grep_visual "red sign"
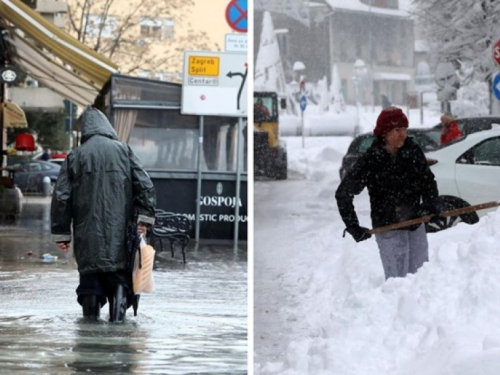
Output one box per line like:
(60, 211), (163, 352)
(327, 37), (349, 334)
(225, 0), (247, 33)
(493, 39), (500, 67)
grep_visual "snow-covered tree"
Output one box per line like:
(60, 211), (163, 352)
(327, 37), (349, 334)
(329, 64), (345, 113)
(412, 0), (500, 83)
(316, 76), (329, 114)
(254, 11), (288, 94)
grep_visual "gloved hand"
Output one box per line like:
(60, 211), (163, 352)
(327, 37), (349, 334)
(420, 199), (443, 223)
(343, 225), (372, 242)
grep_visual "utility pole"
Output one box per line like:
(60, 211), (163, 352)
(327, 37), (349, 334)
(369, 0), (375, 111)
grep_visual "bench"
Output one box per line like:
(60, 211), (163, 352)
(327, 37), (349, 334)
(150, 210), (191, 263)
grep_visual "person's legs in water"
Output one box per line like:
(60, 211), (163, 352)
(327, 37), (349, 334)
(100, 271), (131, 323)
(407, 224), (429, 274)
(76, 273), (107, 320)
(81, 295), (101, 319)
(109, 284), (128, 323)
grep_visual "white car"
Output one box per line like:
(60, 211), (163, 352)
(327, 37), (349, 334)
(47, 158), (66, 166)
(425, 127), (500, 231)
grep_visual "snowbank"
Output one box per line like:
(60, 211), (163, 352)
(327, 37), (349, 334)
(256, 127), (500, 375)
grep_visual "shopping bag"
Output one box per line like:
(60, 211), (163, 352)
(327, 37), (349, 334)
(132, 236), (156, 294)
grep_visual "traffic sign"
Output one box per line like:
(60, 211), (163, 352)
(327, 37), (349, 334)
(182, 51), (247, 117)
(225, 0), (247, 33)
(493, 39), (500, 67)
(225, 33), (247, 52)
(492, 71), (500, 101)
(300, 95), (307, 112)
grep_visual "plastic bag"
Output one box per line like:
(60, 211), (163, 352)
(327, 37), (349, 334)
(132, 236), (156, 294)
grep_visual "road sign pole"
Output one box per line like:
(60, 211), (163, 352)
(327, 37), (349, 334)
(299, 93), (307, 147)
(301, 110), (305, 148)
(195, 115), (204, 244)
(233, 116), (243, 253)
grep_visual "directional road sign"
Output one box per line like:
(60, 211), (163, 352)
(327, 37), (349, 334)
(182, 51), (247, 117)
(300, 95), (307, 112)
(225, 0), (247, 33)
(492, 71), (500, 101)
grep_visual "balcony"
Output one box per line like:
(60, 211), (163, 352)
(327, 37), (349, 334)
(22, 0), (68, 13)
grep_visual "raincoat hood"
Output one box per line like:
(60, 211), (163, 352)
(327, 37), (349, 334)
(81, 106), (118, 143)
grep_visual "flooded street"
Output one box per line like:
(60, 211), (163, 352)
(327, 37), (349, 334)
(0, 197), (247, 374)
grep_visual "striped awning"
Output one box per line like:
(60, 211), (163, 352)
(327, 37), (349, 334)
(3, 101), (27, 128)
(0, 0), (118, 89)
(7, 32), (98, 107)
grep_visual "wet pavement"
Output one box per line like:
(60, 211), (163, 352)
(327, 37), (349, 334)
(0, 196), (247, 374)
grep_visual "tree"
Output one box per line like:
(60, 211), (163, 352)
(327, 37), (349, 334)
(412, 0), (500, 83)
(66, 0), (221, 76)
(8, 111), (69, 151)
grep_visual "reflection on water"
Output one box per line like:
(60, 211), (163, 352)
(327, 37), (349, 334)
(0, 198), (247, 374)
(0, 259), (247, 374)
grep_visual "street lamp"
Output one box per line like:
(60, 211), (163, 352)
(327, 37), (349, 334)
(352, 59), (367, 136)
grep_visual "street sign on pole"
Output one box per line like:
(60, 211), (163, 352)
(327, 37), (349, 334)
(225, 0), (247, 33)
(225, 33), (247, 53)
(492, 72), (500, 101)
(182, 51), (247, 117)
(493, 39), (500, 67)
(299, 95), (307, 112)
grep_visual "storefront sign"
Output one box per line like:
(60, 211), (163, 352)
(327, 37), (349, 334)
(152, 178), (248, 240)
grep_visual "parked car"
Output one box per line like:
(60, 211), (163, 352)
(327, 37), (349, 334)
(431, 116), (500, 137)
(339, 128), (440, 180)
(47, 158), (66, 166)
(8, 160), (60, 194)
(424, 127), (500, 232)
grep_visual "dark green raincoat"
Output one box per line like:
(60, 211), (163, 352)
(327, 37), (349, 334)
(51, 107), (156, 275)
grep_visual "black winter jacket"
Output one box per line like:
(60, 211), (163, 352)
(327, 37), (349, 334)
(335, 137), (438, 230)
(51, 107), (156, 274)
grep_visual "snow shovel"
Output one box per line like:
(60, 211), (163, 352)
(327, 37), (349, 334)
(368, 200), (500, 235)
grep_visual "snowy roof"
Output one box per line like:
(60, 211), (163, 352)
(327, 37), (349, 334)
(325, 0), (412, 18)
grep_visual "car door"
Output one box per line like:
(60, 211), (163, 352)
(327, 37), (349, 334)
(11, 162), (29, 191)
(26, 162), (44, 192)
(455, 137), (500, 205)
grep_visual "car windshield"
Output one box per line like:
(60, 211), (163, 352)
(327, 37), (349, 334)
(349, 131), (439, 155)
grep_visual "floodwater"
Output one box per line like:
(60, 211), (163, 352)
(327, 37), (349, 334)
(0, 197), (247, 374)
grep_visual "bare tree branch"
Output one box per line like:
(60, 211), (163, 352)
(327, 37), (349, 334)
(66, 0), (211, 78)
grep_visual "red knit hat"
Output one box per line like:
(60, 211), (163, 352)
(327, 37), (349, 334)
(374, 106), (408, 137)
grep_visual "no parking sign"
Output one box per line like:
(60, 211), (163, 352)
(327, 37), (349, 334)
(225, 0), (247, 33)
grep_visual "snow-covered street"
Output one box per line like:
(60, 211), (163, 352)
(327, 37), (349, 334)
(254, 129), (500, 374)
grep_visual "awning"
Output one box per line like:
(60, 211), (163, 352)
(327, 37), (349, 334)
(0, 0), (119, 88)
(3, 101), (27, 128)
(8, 33), (98, 107)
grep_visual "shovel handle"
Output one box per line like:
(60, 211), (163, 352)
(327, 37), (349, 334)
(368, 201), (500, 235)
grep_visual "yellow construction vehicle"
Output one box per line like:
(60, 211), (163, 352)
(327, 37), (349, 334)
(254, 91), (287, 180)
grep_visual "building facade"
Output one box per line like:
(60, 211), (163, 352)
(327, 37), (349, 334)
(64, 0), (234, 83)
(255, 0), (416, 106)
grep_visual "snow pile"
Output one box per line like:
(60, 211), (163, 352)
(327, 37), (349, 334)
(257, 133), (500, 375)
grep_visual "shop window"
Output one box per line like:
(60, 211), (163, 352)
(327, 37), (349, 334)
(127, 110), (247, 173)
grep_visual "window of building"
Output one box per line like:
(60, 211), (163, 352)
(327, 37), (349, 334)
(156, 72), (174, 81)
(275, 29), (289, 57)
(137, 70), (153, 79)
(86, 14), (118, 39)
(128, 111), (247, 173)
(360, 0), (398, 9)
(140, 18), (175, 40)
